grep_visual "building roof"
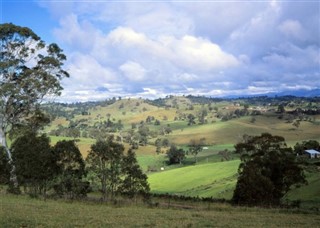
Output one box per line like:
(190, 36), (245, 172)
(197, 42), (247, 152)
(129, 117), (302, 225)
(305, 149), (320, 155)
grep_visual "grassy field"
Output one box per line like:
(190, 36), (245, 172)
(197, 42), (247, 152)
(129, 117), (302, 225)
(286, 171), (320, 208)
(148, 160), (240, 198)
(148, 159), (320, 207)
(1, 193), (320, 227)
(168, 115), (320, 146)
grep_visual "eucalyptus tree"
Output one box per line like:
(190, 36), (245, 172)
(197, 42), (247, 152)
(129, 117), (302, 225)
(0, 23), (69, 189)
(53, 140), (89, 199)
(86, 136), (125, 200)
(120, 148), (150, 199)
(232, 133), (306, 206)
(11, 133), (58, 196)
(188, 138), (205, 163)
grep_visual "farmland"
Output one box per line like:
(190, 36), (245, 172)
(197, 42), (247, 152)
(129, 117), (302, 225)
(1, 95), (320, 227)
(40, 95), (320, 205)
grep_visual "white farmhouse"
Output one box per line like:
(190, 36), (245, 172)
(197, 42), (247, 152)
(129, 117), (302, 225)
(305, 149), (320, 159)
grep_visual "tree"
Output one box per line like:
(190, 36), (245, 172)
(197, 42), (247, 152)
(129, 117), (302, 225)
(155, 138), (162, 154)
(86, 136), (124, 200)
(294, 140), (320, 156)
(187, 114), (196, 126)
(166, 145), (186, 164)
(0, 23), (69, 189)
(277, 104), (286, 113)
(232, 133), (306, 206)
(9, 108), (50, 138)
(11, 133), (58, 196)
(53, 140), (90, 199)
(198, 108), (208, 124)
(120, 148), (150, 199)
(162, 138), (170, 147)
(0, 146), (10, 184)
(188, 139), (205, 163)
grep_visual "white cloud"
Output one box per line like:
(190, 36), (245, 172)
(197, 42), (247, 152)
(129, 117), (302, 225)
(123, 3), (194, 38)
(54, 14), (100, 51)
(107, 27), (239, 72)
(227, 1), (282, 57)
(172, 35), (239, 71)
(278, 20), (306, 40)
(119, 61), (147, 81)
(262, 43), (319, 71)
(175, 73), (198, 82)
(36, 1), (320, 101)
(67, 53), (117, 85)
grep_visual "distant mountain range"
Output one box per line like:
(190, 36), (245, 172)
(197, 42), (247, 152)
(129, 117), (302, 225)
(224, 89), (320, 99)
(273, 89), (320, 97)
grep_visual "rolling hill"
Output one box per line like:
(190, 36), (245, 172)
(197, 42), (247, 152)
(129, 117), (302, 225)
(41, 95), (320, 204)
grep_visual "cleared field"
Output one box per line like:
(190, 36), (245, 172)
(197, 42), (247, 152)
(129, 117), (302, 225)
(169, 115), (320, 145)
(43, 99), (320, 207)
(148, 160), (240, 198)
(1, 193), (319, 227)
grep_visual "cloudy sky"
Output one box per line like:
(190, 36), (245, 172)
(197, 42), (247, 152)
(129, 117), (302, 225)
(2, 0), (320, 102)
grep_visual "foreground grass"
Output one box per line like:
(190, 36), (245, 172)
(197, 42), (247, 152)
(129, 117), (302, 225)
(1, 193), (320, 227)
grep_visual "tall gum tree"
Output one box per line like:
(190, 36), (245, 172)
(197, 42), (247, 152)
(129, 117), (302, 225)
(0, 23), (69, 189)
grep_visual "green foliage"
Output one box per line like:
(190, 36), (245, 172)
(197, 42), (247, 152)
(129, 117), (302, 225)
(187, 114), (196, 125)
(11, 133), (58, 196)
(0, 23), (69, 127)
(0, 146), (10, 184)
(232, 133), (307, 206)
(53, 140), (90, 199)
(166, 145), (186, 164)
(294, 140), (320, 155)
(120, 149), (150, 198)
(0, 23), (69, 189)
(9, 108), (51, 139)
(86, 136), (124, 200)
(188, 138), (205, 163)
(198, 107), (208, 124)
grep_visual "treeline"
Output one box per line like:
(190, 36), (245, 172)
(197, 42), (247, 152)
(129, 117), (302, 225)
(137, 95), (320, 108)
(41, 97), (119, 120)
(0, 133), (150, 201)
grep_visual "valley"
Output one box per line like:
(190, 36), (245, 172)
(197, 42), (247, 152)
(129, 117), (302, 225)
(42, 95), (320, 205)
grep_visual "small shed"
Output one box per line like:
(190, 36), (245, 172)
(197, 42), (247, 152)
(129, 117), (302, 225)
(305, 149), (320, 158)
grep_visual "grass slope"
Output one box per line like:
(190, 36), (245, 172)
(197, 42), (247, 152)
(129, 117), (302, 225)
(148, 160), (240, 198)
(43, 99), (320, 206)
(286, 171), (320, 207)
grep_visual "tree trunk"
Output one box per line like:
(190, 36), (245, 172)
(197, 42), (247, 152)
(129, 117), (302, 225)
(0, 127), (19, 190)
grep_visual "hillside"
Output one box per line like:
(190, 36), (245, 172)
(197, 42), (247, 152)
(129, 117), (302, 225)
(41, 95), (320, 204)
(148, 160), (240, 198)
(43, 95), (320, 154)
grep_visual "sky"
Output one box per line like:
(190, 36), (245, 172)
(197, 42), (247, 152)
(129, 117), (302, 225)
(1, 0), (320, 102)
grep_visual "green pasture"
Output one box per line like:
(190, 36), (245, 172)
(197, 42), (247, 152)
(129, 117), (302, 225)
(168, 115), (320, 146)
(286, 171), (320, 207)
(41, 99), (320, 207)
(148, 160), (240, 198)
(137, 154), (167, 171)
(136, 143), (236, 172)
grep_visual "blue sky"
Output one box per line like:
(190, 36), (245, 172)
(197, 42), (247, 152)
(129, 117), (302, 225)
(1, 0), (320, 102)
